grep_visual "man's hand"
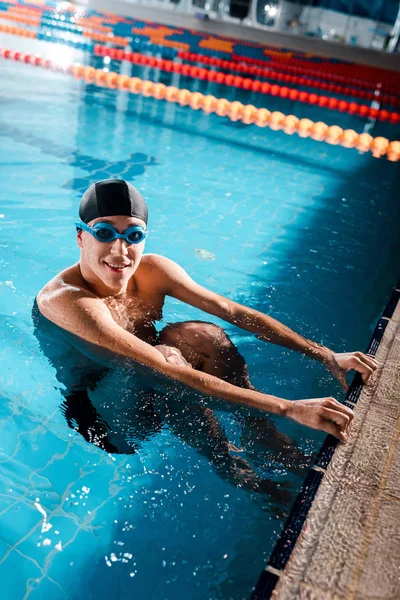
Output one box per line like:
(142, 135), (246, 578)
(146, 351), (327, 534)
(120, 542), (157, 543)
(286, 397), (354, 442)
(321, 350), (378, 391)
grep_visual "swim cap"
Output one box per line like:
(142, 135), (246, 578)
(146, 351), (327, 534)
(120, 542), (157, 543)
(79, 179), (148, 225)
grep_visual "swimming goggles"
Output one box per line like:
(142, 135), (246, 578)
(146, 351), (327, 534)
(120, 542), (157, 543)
(75, 219), (147, 245)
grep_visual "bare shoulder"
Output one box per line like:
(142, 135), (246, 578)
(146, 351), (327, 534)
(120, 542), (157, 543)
(140, 253), (181, 273)
(37, 264), (101, 325)
(138, 254), (187, 288)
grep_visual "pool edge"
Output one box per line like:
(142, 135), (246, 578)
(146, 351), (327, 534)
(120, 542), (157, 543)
(252, 280), (400, 599)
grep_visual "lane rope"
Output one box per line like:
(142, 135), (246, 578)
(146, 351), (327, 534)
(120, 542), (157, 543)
(3, 2), (400, 89)
(177, 51), (400, 105)
(1, 46), (399, 161)
(94, 45), (400, 123)
(230, 54), (400, 89)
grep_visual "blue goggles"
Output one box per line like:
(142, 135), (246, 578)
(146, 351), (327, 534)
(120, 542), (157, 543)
(75, 219), (147, 245)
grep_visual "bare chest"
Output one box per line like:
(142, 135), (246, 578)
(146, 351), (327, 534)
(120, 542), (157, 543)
(103, 293), (164, 342)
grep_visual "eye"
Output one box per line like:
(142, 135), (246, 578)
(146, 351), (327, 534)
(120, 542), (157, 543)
(95, 227), (114, 241)
(127, 230), (145, 243)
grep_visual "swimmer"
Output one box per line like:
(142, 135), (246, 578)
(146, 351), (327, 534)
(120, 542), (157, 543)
(36, 179), (377, 445)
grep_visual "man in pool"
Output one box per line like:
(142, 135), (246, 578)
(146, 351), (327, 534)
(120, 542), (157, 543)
(36, 179), (377, 448)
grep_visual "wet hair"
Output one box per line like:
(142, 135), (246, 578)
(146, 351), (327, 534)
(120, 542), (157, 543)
(79, 179), (148, 225)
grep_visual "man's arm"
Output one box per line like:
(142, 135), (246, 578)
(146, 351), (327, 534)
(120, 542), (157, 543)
(38, 286), (353, 441)
(147, 255), (378, 389)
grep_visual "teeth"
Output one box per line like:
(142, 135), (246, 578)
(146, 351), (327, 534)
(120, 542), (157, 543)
(106, 263), (128, 269)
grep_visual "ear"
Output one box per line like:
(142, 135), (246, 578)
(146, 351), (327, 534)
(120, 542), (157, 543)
(77, 230), (83, 248)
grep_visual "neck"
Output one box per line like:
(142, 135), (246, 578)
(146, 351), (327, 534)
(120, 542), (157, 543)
(78, 262), (129, 298)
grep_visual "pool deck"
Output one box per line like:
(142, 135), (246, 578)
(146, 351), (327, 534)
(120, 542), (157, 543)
(266, 293), (400, 599)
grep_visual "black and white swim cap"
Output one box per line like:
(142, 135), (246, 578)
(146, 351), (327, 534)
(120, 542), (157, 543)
(79, 179), (148, 225)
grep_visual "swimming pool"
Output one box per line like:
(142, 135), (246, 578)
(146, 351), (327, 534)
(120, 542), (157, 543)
(1, 11), (400, 600)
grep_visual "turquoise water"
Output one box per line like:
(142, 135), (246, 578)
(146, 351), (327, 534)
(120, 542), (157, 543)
(1, 37), (400, 600)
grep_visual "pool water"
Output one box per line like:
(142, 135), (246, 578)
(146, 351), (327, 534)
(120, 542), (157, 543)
(1, 33), (400, 600)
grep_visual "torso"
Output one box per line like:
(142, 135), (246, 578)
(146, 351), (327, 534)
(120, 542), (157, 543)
(33, 255), (168, 453)
(37, 254), (166, 345)
(102, 291), (162, 344)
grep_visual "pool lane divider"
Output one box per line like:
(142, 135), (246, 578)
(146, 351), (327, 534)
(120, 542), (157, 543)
(0, 16), (178, 57)
(2, 9), (399, 100)
(215, 54), (400, 94)
(0, 20), (130, 46)
(5, 0), (400, 85)
(179, 52), (400, 106)
(1, 46), (400, 162)
(94, 45), (400, 123)
(0, 9), (113, 34)
(251, 281), (399, 599)
(3, 2), (400, 89)
(230, 53), (400, 89)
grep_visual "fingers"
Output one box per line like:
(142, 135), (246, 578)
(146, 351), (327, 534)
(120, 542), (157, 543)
(289, 397), (354, 442)
(319, 399), (354, 442)
(333, 428), (349, 443)
(320, 406), (351, 431)
(349, 356), (375, 384)
(357, 352), (378, 370)
(349, 352), (379, 384)
(324, 397), (354, 420)
(320, 412), (349, 442)
(333, 351), (379, 387)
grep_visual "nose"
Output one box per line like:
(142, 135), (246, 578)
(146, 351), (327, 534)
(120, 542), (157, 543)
(109, 237), (129, 255)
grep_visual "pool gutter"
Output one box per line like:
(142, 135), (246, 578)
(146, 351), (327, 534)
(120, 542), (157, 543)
(253, 281), (400, 599)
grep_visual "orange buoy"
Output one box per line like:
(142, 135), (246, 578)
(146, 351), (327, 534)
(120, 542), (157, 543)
(355, 132), (373, 152)
(72, 64), (85, 79)
(215, 98), (230, 117)
(105, 72), (119, 89)
(340, 129), (358, 148)
(269, 111), (285, 131)
(202, 95), (218, 115)
(325, 125), (343, 145)
(370, 136), (389, 158)
(189, 92), (204, 110)
(310, 121), (328, 141)
(282, 114), (299, 134)
(153, 83), (167, 100)
(141, 80), (155, 97)
(165, 86), (180, 103)
(177, 89), (192, 106)
(241, 104), (258, 124)
(297, 118), (313, 137)
(129, 77), (143, 94)
(116, 74), (131, 90)
(94, 69), (108, 86)
(83, 66), (96, 84)
(387, 140), (400, 162)
(229, 101), (245, 122)
(254, 108), (271, 128)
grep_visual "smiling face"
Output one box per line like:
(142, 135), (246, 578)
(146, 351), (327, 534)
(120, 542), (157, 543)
(77, 215), (147, 296)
